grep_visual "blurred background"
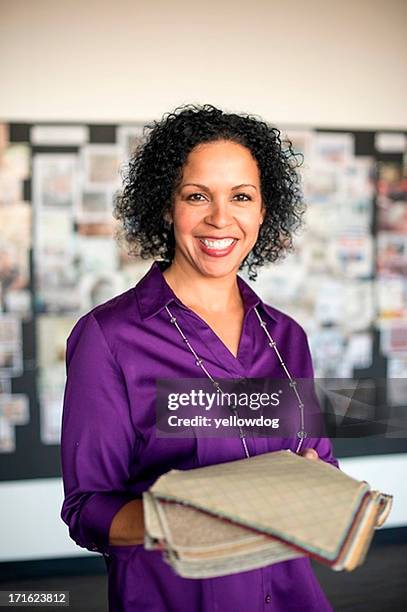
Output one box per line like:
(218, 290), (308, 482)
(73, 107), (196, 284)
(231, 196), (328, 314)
(0, 0), (406, 610)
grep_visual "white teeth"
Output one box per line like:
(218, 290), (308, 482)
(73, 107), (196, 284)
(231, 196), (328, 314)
(200, 238), (235, 249)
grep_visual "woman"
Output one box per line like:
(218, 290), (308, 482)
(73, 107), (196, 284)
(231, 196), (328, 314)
(60, 104), (339, 611)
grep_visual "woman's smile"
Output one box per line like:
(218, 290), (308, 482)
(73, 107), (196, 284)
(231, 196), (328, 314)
(196, 236), (239, 257)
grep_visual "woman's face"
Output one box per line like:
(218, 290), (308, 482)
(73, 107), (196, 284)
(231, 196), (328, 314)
(167, 140), (265, 278)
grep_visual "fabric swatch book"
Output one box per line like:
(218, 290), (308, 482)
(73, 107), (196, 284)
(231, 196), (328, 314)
(143, 449), (393, 579)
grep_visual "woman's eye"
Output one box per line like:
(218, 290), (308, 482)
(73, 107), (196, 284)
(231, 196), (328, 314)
(187, 193), (206, 202)
(234, 193), (252, 201)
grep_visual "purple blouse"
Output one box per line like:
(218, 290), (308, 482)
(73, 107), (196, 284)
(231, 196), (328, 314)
(60, 260), (339, 612)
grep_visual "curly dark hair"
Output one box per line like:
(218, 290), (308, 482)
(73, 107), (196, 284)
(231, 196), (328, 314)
(113, 103), (306, 281)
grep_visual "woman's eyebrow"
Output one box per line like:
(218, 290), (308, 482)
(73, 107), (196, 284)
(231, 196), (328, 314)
(181, 183), (257, 191)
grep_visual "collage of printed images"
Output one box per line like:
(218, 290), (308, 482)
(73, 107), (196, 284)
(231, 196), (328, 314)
(0, 122), (406, 455)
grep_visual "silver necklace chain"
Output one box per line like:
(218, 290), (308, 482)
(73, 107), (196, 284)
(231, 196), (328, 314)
(165, 304), (307, 457)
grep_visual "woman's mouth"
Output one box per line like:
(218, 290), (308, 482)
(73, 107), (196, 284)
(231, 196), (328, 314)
(196, 237), (238, 257)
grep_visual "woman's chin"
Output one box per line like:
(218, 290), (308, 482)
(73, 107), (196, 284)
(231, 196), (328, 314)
(194, 257), (242, 278)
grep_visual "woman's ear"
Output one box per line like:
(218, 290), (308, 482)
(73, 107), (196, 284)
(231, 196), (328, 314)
(163, 210), (173, 225)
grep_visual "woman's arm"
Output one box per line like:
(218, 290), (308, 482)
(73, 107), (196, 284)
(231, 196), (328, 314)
(298, 325), (341, 470)
(60, 312), (142, 555)
(109, 499), (145, 546)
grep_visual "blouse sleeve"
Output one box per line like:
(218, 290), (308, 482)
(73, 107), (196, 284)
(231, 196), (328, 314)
(60, 312), (139, 555)
(299, 327), (340, 471)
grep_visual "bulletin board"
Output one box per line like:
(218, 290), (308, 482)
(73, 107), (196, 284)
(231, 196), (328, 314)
(0, 121), (406, 482)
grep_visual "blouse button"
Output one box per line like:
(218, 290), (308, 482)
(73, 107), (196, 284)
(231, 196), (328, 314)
(265, 594), (272, 604)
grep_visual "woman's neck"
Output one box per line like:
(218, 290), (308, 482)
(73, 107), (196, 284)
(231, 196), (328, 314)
(162, 259), (243, 315)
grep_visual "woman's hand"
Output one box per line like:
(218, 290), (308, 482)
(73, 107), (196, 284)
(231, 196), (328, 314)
(299, 448), (319, 461)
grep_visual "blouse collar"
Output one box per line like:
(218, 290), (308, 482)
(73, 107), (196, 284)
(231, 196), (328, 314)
(136, 260), (280, 323)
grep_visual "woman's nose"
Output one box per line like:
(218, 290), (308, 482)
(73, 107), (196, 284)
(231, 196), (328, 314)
(205, 200), (233, 227)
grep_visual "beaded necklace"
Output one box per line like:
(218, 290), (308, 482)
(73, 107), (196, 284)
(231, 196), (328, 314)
(165, 304), (307, 457)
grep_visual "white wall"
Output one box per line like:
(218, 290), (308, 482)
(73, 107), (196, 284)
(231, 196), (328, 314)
(0, 0), (406, 128)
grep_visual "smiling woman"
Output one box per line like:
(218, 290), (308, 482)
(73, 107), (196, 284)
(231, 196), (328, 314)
(60, 103), (339, 612)
(165, 140), (265, 274)
(113, 103), (306, 281)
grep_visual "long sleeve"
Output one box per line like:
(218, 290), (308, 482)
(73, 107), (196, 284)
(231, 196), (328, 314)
(298, 327), (340, 471)
(60, 312), (140, 555)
